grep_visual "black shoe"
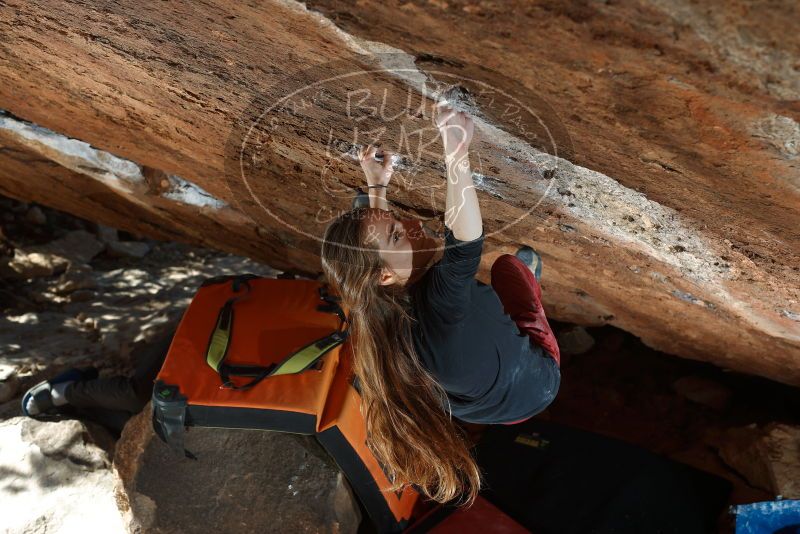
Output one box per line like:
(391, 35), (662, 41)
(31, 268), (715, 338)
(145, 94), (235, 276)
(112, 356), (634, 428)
(515, 245), (542, 283)
(21, 366), (98, 420)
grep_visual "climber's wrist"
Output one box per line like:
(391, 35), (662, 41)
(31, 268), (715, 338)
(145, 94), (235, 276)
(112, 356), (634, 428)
(367, 184), (388, 209)
(444, 146), (469, 167)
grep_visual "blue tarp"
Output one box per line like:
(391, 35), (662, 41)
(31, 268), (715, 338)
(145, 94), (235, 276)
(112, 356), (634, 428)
(733, 500), (800, 533)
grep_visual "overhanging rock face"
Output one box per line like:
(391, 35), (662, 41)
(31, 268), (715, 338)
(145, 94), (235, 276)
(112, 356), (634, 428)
(1, 1), (798, 384)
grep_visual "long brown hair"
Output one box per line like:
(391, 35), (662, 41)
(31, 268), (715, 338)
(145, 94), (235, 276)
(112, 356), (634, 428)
(320, 207), (482, 506)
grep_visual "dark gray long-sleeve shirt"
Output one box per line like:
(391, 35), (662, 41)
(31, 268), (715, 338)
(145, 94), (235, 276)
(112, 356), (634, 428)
(408, 225), (560, 424)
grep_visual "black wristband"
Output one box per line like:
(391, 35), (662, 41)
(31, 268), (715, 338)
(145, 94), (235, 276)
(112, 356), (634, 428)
(367, 184), (387, 189)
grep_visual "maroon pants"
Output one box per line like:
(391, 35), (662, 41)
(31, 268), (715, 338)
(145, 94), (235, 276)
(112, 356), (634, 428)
(490, 253), (561, 425)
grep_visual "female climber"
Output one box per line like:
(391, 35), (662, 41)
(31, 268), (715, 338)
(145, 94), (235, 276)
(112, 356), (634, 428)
(320, 104), (561, 507)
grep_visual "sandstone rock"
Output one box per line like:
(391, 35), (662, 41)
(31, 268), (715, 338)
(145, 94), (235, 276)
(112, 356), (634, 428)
(0, 0), (798, 386)
(671, 375), (732, 411)
(114, 404), (362, 533)
(0, 364), (15, 382)
(24, 204), (47, 225)
(717, 423), (800, 499)
(106, 240), (152, 259)
(8, 231), (105, 279)
(39, 229), (105, 265)
(556, 326), (596, 356)
(55, 263), (97, 294)
(96, 223), (119, 244)
(761, 424), (800, 499)
(0, 417), (127, 533)
(0, 364), (18, 403)
(7, 249), (68, 278)
(715, 426), (770, 493)
(0, 379), (17, 403)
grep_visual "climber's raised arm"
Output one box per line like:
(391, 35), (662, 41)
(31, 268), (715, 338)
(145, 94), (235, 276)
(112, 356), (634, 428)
(435, 104), (482, 242)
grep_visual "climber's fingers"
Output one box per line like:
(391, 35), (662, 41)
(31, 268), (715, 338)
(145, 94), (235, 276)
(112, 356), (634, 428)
(435, 105), (458, 130)
(359, 144), (377, 161)
(381, 150), (395, 170)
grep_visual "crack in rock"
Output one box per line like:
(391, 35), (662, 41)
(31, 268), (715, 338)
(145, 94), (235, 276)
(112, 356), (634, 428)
(0, 110), (227, 210)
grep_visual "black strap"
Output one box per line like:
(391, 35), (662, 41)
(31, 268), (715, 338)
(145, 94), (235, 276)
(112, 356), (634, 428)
(206, 277), (350, 391)
(152, 382), (197, 460)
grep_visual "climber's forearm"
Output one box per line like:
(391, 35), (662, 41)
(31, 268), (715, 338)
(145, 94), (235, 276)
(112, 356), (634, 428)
(445, 149), (482, 241)
(369, 187), (389, 211)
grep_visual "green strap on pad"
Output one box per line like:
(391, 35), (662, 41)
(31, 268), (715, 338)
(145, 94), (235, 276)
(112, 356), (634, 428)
(271, 331), (348, 376)
(206, 304), (233, 371)
(204, 277), (349, 389)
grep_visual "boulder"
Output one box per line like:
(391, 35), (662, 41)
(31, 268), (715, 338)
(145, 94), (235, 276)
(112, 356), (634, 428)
(38, 229), (105, 265)
(7, 248), (69, 278)
(0, 417), (126, 533)
(5, 230), (105, 279)
(761, 424), (800, 499)
(113, 404), (362, 533)
(671, 375), (733, 411)
(717, 423), (800, 499)
(106, 240), (152, 259)
(96, 224), (120, 244)
(0, 0), (798, 386)
(556, 326), (596, 356)
(24, 205), (47, 225)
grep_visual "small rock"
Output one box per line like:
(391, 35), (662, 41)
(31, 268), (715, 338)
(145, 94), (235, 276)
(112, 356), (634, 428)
(8, 249), (69, 278)
(28, 288), (63, 304)
(0, 364), (15, 382)
(0, 377), (18, 403)
(24, 205), (47, 225)
(34, 230), (105, 266)
(557, 326), (595, 355)
(95, 224), (119, 244)
(106, 241), (152, 259)
(672, 375), (732, 411)
(55, 264), (97, 295)
(101, 331), (123, 354)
